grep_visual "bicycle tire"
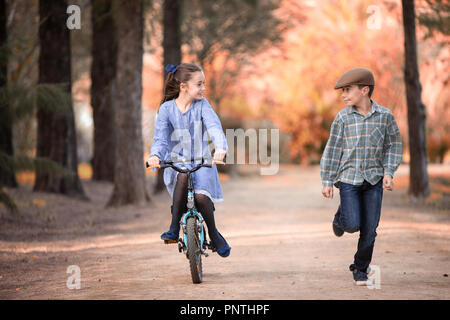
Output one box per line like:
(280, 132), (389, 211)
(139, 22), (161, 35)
(187, 216), (203, 284)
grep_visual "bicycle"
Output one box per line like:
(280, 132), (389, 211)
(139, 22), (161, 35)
(146, 157), (225, 284)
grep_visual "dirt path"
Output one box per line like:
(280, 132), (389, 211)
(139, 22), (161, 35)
(0, 165), (449, 299)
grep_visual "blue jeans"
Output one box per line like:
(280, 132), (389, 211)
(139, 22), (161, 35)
(336, 179), (383, 272)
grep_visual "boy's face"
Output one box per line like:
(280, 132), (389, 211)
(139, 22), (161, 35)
(341, 85), (369, 107)
(181, 71), (205, 100)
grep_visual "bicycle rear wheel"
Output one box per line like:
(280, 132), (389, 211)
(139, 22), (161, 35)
(187, 216), (203, 284)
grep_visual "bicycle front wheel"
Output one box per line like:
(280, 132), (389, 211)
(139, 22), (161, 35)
(187, 216), (203, 284)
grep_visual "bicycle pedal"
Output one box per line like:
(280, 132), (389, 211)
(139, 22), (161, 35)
(163, 239), (177, 244)
(206, 241), (216, 252)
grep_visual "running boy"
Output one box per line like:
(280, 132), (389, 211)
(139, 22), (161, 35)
(320, 67), (402, 285)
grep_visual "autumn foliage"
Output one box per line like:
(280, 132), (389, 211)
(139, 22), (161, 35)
(141, 0), (448, 165)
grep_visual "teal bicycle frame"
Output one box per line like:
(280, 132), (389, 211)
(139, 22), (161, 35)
(151, 158), (214, 257)
(180, 191), (207, 256)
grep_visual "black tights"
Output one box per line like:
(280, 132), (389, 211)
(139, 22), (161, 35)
(168, 173), (226, 248)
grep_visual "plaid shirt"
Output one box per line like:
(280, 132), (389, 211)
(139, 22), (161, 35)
(320, 100), (403, 187)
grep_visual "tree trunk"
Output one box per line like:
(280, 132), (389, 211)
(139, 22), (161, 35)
(91, 0), (117, 182)
(107, 0), (149, 206)
(35, 0), (86, 199)
(0, 0), (18, 188)
(154, 0), (182, 193)
(163, 0), (181, 67)
(402, 0), (430, 199)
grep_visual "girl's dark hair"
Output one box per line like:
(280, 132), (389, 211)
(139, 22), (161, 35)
(161, 63), (203, 104)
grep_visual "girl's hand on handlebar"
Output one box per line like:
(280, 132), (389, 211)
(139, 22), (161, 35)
(213, 149), (226, 161)
(213, 149), (226, 165)
(146, 155), (160, 168)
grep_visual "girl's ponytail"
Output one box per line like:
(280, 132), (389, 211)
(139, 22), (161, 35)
(160, 63), (203, 105)
(161, 71), (181, 104)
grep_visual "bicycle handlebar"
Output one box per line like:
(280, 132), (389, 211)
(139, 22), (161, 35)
(145, 158), (225, 173)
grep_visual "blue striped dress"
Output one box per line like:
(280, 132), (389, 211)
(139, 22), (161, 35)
(149, 98), (228, 202)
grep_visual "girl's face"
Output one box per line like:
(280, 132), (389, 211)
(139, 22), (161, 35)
(181, 71), (205, 100)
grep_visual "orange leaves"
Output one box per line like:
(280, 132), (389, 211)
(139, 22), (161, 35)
(16, 163), (92, 187)
(240, 0), (410, 163)
(32, 199), (46, 208)
(78, 163), (92, 180)
(16, 171), (35, 186)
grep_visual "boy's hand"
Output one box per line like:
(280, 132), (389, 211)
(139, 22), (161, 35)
(322, 186), (334, 199)
(383, 174), (394, 191)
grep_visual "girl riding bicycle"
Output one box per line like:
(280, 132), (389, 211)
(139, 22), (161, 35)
(146, 63), (231, 258)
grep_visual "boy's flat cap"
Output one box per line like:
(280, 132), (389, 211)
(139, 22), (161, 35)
(334, 68), (375, 89)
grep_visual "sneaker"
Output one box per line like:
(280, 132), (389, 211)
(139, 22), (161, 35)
(332, 211), (344, 237)
(349, 264), (373, 286)
(349, 263), (372, 275)
(352, 270), (373, 286)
